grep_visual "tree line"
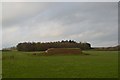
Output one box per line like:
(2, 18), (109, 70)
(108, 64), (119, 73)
(91, 45), (120, 51)
(17, 40), (91, 51)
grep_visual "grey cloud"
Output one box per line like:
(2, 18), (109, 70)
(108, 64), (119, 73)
(2, 2), (55, 27)
(2, 2), (118, 48)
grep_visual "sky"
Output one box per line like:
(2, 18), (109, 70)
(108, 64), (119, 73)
(1, 2), (118, 48)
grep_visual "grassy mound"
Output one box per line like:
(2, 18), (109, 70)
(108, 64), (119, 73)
(45, 48), (82, 55)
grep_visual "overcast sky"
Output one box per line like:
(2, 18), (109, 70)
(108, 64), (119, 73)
(2, 2), (118, 48)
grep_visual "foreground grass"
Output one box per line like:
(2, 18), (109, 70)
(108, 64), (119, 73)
(0, 51), (2, 79)
(2, 51), (118, 78)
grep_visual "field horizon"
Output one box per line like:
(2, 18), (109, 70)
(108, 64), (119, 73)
(1, 2), (118, 79)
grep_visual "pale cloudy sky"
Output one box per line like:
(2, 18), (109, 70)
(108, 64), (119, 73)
(2, 2), (118, 48)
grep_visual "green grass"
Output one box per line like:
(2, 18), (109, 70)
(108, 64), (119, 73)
(0, 51), (2, 79)
(2, 51), (118, 78)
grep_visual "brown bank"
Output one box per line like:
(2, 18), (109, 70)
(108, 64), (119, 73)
(45, 48), (82, 55)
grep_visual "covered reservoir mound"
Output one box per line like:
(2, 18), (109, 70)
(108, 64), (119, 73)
(45, 48), (82, 55)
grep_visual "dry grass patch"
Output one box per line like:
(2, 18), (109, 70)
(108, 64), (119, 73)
(45, 48), (82, 55)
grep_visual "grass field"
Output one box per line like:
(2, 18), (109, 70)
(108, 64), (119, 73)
(0, 51), (2, 79)
(2, 51), (118, 78)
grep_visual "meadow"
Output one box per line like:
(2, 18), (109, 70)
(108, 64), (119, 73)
(0, 51), (2, 79)
(2, 51), (118, 78)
